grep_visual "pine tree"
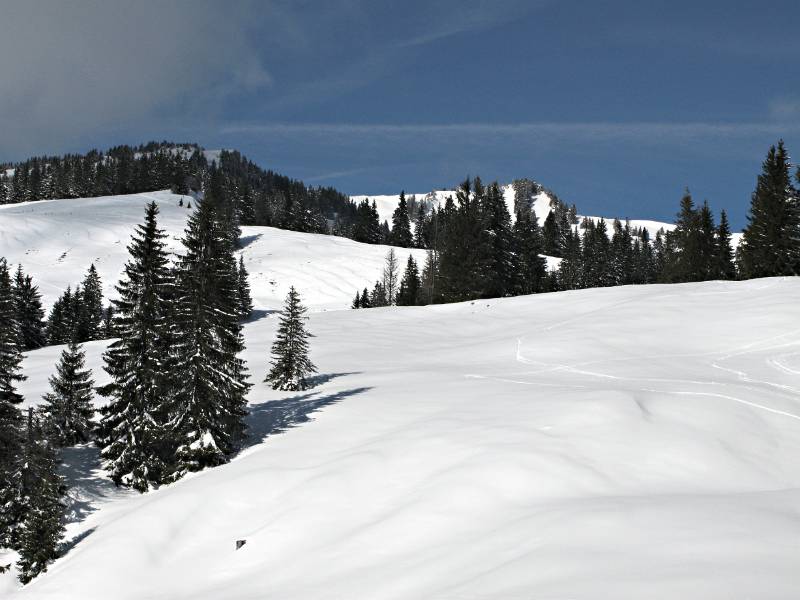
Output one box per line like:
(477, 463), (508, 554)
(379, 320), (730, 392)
(351, 291), (361, 309)
(739, 141), (800, 278)
(16, 409), (65, 584)
(237, 255), (253, 320)
(266, 287), (317, 391)
(171, 198), (251, 475)
(12, 265), (46, 351)
(390, 191), (413, 248)
(41, 341), (95, 447)
(397, 255), (421, 306)
(0, 257), (26, 548)
(97, 202), (174, 491)
(360, 287), (371, 308)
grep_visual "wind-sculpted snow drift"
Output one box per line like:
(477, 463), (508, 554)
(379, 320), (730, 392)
(0, 192), (798, 599)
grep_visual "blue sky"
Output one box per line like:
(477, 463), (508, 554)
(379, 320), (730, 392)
(2, 0), (799, 229)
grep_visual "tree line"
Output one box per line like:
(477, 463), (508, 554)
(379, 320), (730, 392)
(353, 141), (799, 307)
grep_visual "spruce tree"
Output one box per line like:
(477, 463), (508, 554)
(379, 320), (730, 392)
(480, 182), (514, 298)
(12, 265), (46, 351)
(390, 191), (413, 248)
(97, 202), (174, 491)
(351, 291), (361, 309)
(266, 287), (317, 391)
(0, 258), (26, 548)
(237, 256), (253, 320)
(739, 141), (800, 278)
(16, 409), (65, 584)
(397, 255), (421, 306)
(419, 250), (439, 305)
(715, 210), (736, 280)
(360, 287), (371, 308)
(513, 209), (547, 295)
(77, 264), (104, 341)
(42, 341), (95, 447)
(171, 198), (251, 475)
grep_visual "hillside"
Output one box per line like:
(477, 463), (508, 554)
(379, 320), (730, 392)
(2, 277), (799, 598)
(0, 191), (427, 311)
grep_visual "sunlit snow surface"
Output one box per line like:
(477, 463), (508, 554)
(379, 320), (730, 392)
(0, 193), (797, 599)
(0, 191), (427, 312)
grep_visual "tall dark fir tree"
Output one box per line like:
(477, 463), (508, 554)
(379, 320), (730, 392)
(13, 265), (46, 351)
(237, 255), (253, 321)
(171, 198), (251, 475)
(97, 202), (174, 491)
(739, 141), (800, 277)
(42, 340), (95, 447)
(390, 191), (413, 248)
(266, 287), (317, 391)
(0, 257), (26, 548)
(16, 408), (66, 584)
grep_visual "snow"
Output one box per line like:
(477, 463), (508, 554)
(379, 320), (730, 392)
(1, 191), (795, 598)
(0, 191), (427, 312)
(3, 273), (800, 598)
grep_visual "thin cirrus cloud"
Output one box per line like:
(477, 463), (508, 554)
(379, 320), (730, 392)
(221, 121), (800, 146)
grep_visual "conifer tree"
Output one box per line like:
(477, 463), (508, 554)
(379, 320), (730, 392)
(16, 409), (65, 584)
(715, 210), (736, 280)
(390, 191), (413, 248)
(360, 287), (371, 309)
(13, 265), (45, 351)
(77, 264), (104, 341)
(0, 258), (26, 547)
(237, 256), (253, 320)
(97, 202), (174, 491)
(419, 249), (439, 305)
(397, 255), (421, 306)
(480, 182), (514, 298)
(171, 199), (251, 475)
(266, 287), (317, 391)
(351, 291), (361, 309)
(46, 288), (71, 346)
(739, 141), (800, 277)
(382, 248), (400, 306)
(542, 211), (560, 256)
(42, 341), (95, 447)
(513, 209), (547, 294)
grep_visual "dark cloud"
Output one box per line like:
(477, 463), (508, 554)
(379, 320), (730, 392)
(0, 0), (270, 157)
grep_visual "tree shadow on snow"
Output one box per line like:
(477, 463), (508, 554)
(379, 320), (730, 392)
(238, 233), (263, 248)
(58, 444), (126, 525)
(243, 379), (369, 449)
(58, 527), (97, 558)
(244, 309), (276, 323)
